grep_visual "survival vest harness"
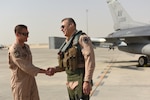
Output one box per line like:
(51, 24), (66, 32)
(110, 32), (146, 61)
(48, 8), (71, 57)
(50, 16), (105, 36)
(58, 31), (85, 71)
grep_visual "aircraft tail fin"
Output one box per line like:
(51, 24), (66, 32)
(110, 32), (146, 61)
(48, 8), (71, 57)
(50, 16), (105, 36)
(107, 0), (148, 31)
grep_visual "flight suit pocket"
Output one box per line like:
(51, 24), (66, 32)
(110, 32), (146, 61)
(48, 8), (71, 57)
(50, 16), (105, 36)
(66, 81), (79, 90)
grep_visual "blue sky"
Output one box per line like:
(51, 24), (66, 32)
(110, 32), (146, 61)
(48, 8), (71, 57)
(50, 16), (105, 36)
(1, 0), (150, 45)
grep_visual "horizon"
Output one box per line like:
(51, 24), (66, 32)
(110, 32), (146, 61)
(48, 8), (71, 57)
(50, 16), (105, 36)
(1, 0), (150, 45)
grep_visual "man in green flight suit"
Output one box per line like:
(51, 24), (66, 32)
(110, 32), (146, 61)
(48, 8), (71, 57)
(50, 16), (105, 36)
(47, 18), (95, 100)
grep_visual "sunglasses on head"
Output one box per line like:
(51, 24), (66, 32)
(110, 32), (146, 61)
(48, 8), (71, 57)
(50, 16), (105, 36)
(19, 32), (29, 37)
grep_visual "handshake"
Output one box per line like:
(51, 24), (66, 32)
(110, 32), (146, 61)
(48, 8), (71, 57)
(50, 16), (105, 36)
(45, 67), (56, 76)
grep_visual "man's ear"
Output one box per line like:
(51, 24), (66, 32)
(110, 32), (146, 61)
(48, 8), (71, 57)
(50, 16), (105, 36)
(69, 23), (74, 28)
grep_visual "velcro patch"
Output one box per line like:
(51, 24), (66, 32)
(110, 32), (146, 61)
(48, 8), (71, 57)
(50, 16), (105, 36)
(14, 50), (20, 58)
(83, 37), (89, 44)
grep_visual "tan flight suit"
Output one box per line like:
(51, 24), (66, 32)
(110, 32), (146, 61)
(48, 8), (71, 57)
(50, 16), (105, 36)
(79, 34), (95, 82)
(61, 32), (95, 100)
(8, 43), (41, 100)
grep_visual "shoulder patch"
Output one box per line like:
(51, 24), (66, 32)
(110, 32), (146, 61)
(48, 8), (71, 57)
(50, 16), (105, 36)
(13, 50), (21, 58)
(83, 37), (89, 44)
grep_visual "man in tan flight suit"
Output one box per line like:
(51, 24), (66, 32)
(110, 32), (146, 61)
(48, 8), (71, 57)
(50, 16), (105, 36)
(47, 18), (95, 100)
(8, 24), (46, 100)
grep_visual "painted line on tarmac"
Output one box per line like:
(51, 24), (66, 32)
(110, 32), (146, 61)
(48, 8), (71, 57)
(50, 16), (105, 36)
(90, 59), (116, 97)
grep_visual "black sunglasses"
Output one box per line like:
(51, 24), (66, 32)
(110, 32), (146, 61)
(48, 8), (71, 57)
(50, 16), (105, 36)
(19, 32), (29, 37)
(61, 25), (65, 29)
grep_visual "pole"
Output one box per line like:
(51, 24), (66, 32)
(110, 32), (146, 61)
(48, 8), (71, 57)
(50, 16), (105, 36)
(86, 9), (88, 34)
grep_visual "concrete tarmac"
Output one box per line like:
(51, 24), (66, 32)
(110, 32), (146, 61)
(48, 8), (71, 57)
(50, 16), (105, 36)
(0, 48), (150, 100)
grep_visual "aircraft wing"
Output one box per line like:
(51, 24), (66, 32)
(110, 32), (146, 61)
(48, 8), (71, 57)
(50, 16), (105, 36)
(91, 34), (150, 48)
(104, 35), (150, 47)
(96, 25), (150, 47)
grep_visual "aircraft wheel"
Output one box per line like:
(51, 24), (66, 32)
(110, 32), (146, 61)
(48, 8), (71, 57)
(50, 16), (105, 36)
(138, 56), (148, 67)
